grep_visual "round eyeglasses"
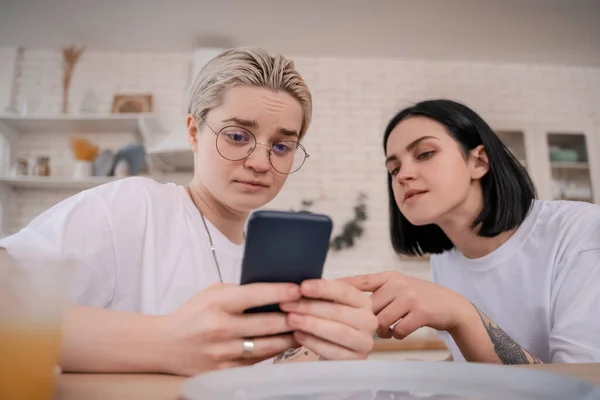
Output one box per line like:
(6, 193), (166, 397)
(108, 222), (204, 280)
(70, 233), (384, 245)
(202, 119), (309, 174)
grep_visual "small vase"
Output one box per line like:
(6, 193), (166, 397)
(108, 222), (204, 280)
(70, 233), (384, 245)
(73, 160), (93, 179)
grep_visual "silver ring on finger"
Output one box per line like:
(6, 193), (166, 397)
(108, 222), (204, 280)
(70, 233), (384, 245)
(242, 339), (255, 358)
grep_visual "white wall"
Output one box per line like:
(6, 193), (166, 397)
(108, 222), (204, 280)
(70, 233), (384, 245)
(0, 47), (18, 112)
(5, 49), (600, 279)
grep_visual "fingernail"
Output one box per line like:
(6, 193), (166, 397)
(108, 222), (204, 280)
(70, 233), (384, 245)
(282, 301), (298, 310)
(288, 313), (304, 325)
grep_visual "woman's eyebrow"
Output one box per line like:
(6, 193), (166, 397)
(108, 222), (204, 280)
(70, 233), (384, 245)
(385, 135), (439, 165)
(277, 127), (299, 137)
(405, 135), (439, 152)
(221, 117), (257, 128)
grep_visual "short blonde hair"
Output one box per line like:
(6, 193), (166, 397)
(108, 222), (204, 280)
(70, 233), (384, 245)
(188, 47), (312, 139)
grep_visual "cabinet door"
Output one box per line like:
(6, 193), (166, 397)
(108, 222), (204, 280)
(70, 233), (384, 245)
(545, 132), (595, 204)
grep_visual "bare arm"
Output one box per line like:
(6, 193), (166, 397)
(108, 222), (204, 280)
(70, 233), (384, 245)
(1, 249), (173, 373)
(60, 284), (303, 376)
(2, 250), (160, 373)
(450, 303), (543, 364)
(60, 306), (171, 373)
(342, 271), (543, 365)
(64, 306), (319, 371)
(64, 307), (320, 370)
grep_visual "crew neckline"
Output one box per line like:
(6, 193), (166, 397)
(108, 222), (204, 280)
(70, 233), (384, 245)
(443, 200), (546, 270)
(178, 185), (245, 255)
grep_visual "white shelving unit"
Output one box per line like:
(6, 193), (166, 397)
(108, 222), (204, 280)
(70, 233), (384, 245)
(550, 161), (590, 170)
(0, 113), (157, 136)
(0, 113), (162, 171)
(0, 113), (165, 235)
(491, 119), (600, 205)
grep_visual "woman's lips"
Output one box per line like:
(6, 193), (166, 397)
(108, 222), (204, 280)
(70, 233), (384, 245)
(235, 180), (269, 192)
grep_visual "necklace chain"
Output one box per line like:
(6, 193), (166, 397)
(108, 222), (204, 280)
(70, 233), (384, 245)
(187, 186), (224, 283)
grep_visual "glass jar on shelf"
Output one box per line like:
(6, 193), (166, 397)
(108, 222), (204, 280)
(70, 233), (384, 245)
(33, 156), (51, 177)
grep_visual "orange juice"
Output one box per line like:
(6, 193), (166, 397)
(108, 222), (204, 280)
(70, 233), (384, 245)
(0, 324), (62, 399)
(0, 251), (71, 399)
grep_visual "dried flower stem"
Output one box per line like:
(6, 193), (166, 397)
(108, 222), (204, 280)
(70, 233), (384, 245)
(62, 46), (84, 114)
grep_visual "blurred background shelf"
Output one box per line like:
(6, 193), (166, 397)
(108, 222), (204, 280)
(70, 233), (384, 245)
(550, 162), (589, 170)
(0, 113), (162, 143)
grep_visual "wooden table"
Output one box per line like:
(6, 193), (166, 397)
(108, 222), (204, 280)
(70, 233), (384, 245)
(53, 363), (600, 400)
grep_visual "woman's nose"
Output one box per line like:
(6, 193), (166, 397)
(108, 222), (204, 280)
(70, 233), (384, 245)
(244, 143), (272, 172)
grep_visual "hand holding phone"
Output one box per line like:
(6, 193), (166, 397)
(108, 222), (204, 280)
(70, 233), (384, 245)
(240, 210), (333, 313)
(238, 210), (378, 361)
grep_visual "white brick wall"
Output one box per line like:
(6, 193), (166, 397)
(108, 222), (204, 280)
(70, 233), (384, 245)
(13, 50), (190, 128)
(0, 47), (18, 111)
(5, 49), (600, 280)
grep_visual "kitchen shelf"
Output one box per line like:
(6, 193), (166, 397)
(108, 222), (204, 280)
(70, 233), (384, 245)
(0, 113), (162, 144)
(0, 175), (119, 190)
(0, 113), (167, 235)
(550, 162), (589, 170)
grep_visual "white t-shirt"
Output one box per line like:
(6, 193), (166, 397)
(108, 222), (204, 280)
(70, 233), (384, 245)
(0, 177), (244, 315)
(432, 199), (600, 363)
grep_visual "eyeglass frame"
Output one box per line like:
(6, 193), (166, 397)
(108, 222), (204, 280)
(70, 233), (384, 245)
(198, 117), (310, 174)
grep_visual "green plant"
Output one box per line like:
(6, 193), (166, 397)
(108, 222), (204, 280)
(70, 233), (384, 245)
(330, 192), (368, 251)
(298, 199), (315, 212)
(291, 192), (368, 251)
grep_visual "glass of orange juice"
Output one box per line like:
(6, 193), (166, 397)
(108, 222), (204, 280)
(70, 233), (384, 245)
(0, 250), (73, 400)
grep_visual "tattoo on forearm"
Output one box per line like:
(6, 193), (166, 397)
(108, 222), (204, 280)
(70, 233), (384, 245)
(274, 347), (309, 361)
(473, 304), (543, 365)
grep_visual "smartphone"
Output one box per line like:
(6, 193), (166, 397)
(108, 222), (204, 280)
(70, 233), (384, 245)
(240, 210), (334, 314)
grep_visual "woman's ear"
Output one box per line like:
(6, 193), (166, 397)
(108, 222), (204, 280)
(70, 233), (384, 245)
(469, 145), (489, 180)
(186, 115), (199, 152)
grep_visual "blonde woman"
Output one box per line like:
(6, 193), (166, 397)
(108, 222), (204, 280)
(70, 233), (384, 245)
(0, 48), (377, 376)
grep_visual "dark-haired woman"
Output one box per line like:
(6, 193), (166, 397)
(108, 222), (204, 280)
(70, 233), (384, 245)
(344, 99), (600, 364)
